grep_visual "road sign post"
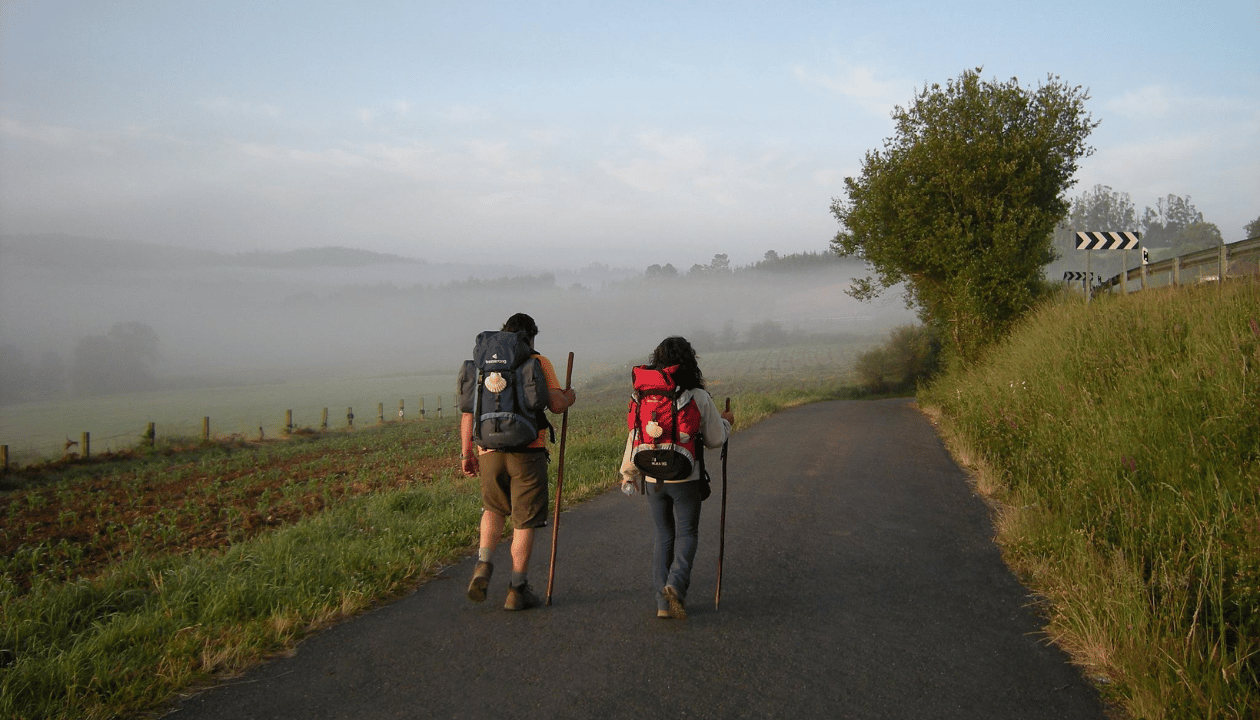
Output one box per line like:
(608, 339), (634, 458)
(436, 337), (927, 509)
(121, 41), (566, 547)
(1075, 231), (1142, 302)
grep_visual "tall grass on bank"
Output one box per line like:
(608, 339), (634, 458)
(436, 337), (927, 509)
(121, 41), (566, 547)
(920, 279), (1260, 719)
(1, 348), (860, 720)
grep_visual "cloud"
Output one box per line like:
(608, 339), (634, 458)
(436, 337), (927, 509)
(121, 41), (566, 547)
(0, 116), (82, 146)
(198, 97), (282, 119)
(598, 130), (707, 194)
(433, 104), (494, 125)
(1108, 85), (1177, 118)
(232, 141), (370, 170)
(793, 62), (907, 115)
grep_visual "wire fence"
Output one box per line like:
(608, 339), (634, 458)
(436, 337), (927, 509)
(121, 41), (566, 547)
(0, 393), (462, 471)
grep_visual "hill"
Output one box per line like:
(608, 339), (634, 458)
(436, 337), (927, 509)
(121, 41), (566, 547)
(0, 233), (423, 270)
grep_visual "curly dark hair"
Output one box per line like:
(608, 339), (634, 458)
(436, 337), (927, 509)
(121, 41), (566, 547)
(647, 336), (705, 390)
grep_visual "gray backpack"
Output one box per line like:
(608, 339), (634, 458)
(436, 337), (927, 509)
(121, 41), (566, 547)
(457, 330), (549, 450)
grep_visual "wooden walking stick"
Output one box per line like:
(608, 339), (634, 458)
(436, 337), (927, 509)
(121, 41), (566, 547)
(715, 397), (730, 610)
(546, 351), (575, 606)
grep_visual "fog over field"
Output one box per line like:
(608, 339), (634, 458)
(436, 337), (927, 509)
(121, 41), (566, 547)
(0, 235), (915, 396)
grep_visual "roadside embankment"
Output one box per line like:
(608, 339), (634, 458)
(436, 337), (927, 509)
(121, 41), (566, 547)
(920, 279), (1260, 719)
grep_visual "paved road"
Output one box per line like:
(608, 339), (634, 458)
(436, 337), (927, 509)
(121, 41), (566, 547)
(166, 399), (1110, 719)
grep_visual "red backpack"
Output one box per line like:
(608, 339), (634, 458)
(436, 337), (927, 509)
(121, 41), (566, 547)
(627, 365), (703, 483)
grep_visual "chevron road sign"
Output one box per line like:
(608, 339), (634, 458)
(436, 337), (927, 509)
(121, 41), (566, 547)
(1075, 231), (1141, 250)
(1063, 271), (1094, 282)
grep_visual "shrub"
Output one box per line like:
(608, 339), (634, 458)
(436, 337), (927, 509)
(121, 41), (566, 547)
(854, 324), (942, 394)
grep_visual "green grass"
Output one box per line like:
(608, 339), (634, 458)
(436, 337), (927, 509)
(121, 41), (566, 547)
(0, 341), (866, 720)
(0, 370), (462, 462)
(920, 278), (1260, 719)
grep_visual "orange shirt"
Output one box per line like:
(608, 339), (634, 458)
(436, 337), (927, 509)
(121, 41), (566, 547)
(529, 353), (563, 448)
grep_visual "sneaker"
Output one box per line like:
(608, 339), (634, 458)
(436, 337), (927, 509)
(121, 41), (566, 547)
(504, 583), (541, 611)
(663, 585), (687, 620)
(656, 609), (670, 619)
(467, 561), (493, 602)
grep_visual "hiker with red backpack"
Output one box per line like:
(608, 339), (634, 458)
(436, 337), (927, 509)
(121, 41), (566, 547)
(458, 313), (577, 611)
(620, 336), (734, 619)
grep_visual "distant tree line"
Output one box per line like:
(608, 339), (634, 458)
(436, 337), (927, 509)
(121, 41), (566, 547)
(441, 273), (558, 291)
(684, 318), (813, 352)
(644, 249), (853, 281)
(0, 322), (160, 405)
(1051, 186), (1239, 259)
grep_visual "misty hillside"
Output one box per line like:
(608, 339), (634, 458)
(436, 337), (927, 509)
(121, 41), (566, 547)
(0, 234), (914, 400)
(0, 234), (423, 270)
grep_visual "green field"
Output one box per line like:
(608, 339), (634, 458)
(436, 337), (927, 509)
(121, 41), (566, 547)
(0, 372), (458, 463)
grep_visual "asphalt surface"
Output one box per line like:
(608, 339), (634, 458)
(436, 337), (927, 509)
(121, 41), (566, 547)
(165, 398), (1110, 720)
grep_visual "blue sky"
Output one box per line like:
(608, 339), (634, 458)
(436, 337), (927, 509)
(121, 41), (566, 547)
(1, 0), (1256, 270)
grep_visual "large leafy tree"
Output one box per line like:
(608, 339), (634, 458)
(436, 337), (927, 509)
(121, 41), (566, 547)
(831, 69), (1098, 362)
(1140, 194), (1222, 254)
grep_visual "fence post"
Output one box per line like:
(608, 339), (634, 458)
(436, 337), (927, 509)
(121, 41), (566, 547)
(321, 407), (329, 430)
(347, 407), (354, 428)
(1140, 261), (1148, 291)
(285, 409), (293, 434)
(2, 445), (9, 472)
(420, 397), (426, 419)
(202, 417), (210, 441)
(1220, 243), (1229, 282)
(145, 422), (156, 448)
(398, 399), (405, 420)
(437, 396), (442, 420)
(81, 432), (90, 460)
(1173, 256), (1181, 286)
(377, 403), (384, 424)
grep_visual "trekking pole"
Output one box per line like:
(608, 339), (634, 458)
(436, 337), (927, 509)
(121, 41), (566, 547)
(715, 397), (730, 610)
(546, 351), (575, 606)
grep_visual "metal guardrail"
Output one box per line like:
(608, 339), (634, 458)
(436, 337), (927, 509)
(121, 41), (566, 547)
(1095, 236), (1260, 295)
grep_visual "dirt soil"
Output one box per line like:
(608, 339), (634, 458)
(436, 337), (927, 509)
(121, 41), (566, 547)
(1, 439), (457, 595)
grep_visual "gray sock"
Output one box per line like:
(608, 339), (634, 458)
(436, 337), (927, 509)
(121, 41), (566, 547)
(478, 548), (492, 563)
(510, 571), (528, 588)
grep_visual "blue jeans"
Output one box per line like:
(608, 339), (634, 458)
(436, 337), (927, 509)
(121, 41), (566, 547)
(645, 480), (703, 609)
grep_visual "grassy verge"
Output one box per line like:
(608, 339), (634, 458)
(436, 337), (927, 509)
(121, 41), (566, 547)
(919, 279), (1260, 719)
(1, 344), (863, 720)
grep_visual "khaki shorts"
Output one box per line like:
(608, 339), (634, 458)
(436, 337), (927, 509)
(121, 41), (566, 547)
(479, 450), (550, 528)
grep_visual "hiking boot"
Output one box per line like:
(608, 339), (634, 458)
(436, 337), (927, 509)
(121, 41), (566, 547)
(467, 561), (493, 603)
(663, 585), (687, 619)
(656, 609), (670, 619)
(504, 582), (541, 611)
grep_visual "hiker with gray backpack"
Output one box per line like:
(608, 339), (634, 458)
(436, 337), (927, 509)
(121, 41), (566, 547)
(458, 313), (576, 611)
(620, 336), (733, 619)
